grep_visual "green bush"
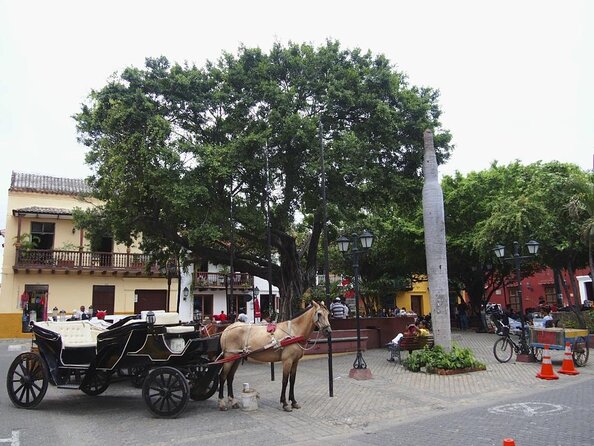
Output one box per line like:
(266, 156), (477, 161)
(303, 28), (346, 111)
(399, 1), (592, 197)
(555, 310), (594, 333)
(402, 345), (486, 373)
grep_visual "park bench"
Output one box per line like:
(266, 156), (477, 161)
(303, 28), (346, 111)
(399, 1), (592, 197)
(387, 334), (434, 363)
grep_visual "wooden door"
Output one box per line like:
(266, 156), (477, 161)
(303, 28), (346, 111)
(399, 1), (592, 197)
(134, 290), (167, 313)
(411, 295), (423, 316)
(92, 285), (115, 315)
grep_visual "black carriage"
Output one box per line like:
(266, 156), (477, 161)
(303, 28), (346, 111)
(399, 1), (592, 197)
(6, 312), (221, 418)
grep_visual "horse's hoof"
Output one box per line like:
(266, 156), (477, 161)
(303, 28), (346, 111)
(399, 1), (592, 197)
(231, 402), (240, 409)
(219, 406), (229, 411)
(282, 405), (293, 412)
(291, 402), (301, 409)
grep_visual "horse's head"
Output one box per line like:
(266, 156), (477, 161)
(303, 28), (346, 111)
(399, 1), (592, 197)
(312, 301), (332, 337)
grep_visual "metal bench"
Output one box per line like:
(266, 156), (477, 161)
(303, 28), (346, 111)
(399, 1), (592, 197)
(387, 334), (434, 363)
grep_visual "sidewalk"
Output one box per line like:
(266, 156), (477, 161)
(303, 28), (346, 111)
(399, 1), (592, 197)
(200, 330), (592, 445)
(3, 330), (591, 445)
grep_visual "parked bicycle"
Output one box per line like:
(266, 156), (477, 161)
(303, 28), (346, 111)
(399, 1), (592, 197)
(492, 324), (531, 363)
(488, 305), (533, 363)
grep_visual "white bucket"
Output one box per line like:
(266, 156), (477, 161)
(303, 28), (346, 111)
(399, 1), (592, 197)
(240, 387), (258, 411)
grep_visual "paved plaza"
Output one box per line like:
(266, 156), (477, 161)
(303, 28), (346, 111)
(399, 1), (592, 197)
(1, 330), (592, 446)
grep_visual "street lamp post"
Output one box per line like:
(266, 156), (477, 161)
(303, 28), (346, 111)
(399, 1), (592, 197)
(337, 230), (374, 380)
(165, 258), (177, 311)
(493, 240), (539, 358)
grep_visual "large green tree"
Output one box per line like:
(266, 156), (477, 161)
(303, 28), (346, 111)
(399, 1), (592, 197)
(74, 42), (452, 318)
(442, 161), (589, 316)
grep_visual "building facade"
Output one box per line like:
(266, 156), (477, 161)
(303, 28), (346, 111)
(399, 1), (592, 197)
(0, 172), (176, 338)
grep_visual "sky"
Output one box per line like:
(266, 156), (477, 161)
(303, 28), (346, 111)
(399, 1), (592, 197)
(1, 0), (593, 254)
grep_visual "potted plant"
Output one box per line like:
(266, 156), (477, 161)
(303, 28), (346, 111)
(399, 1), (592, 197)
(403, 345), (486, 375)
(14, 234), (40, 264)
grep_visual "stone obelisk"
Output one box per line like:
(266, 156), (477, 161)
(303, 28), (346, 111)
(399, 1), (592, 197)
(422, 129), (452, 350)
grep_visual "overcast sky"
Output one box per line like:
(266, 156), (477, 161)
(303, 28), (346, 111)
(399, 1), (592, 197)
(1, 0), (593, 252)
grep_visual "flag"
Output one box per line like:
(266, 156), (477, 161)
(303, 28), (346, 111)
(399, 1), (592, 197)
(254, 297), (261, 318)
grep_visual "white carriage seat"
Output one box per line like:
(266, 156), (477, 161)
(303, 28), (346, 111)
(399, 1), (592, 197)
(154, 312), (181, 326)
(165, 325), (195, 334)
(35, 321), (104, 348)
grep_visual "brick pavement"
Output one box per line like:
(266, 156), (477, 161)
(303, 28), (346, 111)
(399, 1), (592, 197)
(2, 330), (592, 446)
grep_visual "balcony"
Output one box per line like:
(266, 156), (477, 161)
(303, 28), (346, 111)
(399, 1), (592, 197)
(13, 248), (158, 276)
(195, 272), (253, 290)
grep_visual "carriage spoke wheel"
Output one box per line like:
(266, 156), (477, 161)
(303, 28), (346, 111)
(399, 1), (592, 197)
(6, 352), (49, 408)
(572, 336), (589, 367)
(189, 363), (219, 401)
(142, 367), (189, 418)
(81, 370), (111, 396)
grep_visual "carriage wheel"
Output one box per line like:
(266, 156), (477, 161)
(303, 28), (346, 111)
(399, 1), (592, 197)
(6, 352), (49, 408)
(131, 367), (148, 388)
(80, 370), (111, 396)
(142, 367), (189, 418)
(189, 367), (219, 401)
(572, 336), (589, 367)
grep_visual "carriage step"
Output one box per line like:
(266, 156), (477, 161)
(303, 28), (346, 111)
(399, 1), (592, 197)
(57, 384), (81, 390)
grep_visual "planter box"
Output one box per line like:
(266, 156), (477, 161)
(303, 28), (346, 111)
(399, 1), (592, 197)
(432, 366), (486, 375)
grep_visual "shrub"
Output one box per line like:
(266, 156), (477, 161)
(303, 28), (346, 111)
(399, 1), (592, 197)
(402, 344), (486, 373)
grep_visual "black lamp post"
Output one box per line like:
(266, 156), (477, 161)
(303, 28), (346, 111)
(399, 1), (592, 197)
(253, 286), (260, 322)
(165, 258), (177, 311)
(337, 230), (374, 379)
(493, 240), (539, 356)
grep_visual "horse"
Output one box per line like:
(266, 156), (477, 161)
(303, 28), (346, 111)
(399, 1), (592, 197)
(217, 301), (331, 412)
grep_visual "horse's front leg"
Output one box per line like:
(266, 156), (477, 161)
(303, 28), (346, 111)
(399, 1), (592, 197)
(288, 360), (300, 409)
(280, 360), (292, 411)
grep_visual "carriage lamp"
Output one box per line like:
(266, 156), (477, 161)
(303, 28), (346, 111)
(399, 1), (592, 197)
(146, 311), (156, 326)
(59, 309), (67, 322)
(183, 287), (190, 301)
(52, 307), (59, 321)
(493, 240), (540, 358)
(337, 230), (374, 380)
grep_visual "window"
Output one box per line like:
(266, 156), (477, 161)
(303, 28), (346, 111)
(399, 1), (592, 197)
(508, 286), (520, 313)
(30, 222), (55, 249)
(544, 285), (557, 305)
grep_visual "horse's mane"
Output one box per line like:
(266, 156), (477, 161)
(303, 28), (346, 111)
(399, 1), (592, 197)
(284, 303), (314, 321)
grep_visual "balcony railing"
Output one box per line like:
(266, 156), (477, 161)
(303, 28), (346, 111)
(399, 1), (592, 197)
(195, 272), (253, 290)
(14, 248), (156, 274)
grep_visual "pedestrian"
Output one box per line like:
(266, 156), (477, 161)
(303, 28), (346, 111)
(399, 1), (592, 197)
(330, 297), (347, 319)
(79, 305), (90, 320)
(457, 299), (469, 330)
(218, 310), (228, 322)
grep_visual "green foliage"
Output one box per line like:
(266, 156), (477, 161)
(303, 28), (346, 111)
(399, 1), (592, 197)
(74, 41), (451, 317)
(556, 310), (594, 333)
(441, 161), (590, 313)
(13, 234), (39, 250)
(402, 344), (486, 373)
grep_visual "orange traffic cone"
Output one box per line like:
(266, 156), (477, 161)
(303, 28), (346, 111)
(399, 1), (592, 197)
(558, 342), (580, 375)
(502, 439), (516, 446)
(536, 344), (559, 380)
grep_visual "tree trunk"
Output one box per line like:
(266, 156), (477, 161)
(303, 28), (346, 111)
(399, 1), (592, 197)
(566, 260), (586, 329)
(422, 129), (452, 350)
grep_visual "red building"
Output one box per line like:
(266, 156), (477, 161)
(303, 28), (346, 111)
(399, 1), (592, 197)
(487, 268), (592, 313)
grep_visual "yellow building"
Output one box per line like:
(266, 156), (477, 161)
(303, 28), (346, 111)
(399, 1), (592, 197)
(0, 172), (176, 338)
(395, 277), (431, 316)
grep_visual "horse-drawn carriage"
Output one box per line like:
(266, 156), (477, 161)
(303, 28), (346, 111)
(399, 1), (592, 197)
(6, 312), (221, 418)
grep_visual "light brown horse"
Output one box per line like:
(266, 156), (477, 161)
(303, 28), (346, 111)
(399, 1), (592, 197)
(217, 301), (331, 411)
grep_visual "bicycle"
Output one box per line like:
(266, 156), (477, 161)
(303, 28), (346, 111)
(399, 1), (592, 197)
(492, 324), (538, 363)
